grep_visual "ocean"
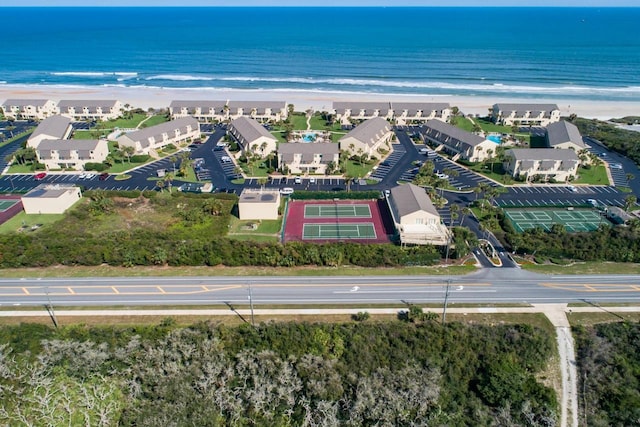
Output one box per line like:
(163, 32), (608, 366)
(1, 7), (639, 101)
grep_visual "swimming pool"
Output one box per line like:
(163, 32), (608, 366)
(302, 133), (316, 142)
(487, 135), (501, 143)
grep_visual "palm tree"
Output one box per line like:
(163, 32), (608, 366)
(203, 199), (224, 216)
(473, 185), (482, 201)
(626, 173), (635, 186)
(155, 180), (165, 193)
(257, 177), (267, 189)
(122, 146), (135, 163)
(624, 195), (637, 212)
(344, 174), (354, 192)
(163, 173), (174, 193)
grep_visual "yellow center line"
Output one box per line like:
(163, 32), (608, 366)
(111, 286), (120, 294)
(67, 287), (75, 295)
(157, 286), (166, 294)
(584, 285), (597, 292)
(202, 285), (209, 291)
(22, 287), (30, 295)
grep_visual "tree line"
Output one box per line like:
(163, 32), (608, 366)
(0, 319), (558, 426)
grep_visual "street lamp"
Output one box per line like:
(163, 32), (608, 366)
(45, 286), (58, 328)
(247, 281), (255, 327)
(442, 279), (451, 325)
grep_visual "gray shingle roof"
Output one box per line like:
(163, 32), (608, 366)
(2, 99), (51, 108)
(389, 183), (439, 218)
(546, 121), (586, 149)
(391, 102), (450, 115)
(506, 148), (579, 162)
(227, 101), (286, 113)
(339, 117), (390, 148)
(30, 115), (72, 140)
(422, 119), (486, 147)
(37, 139), (101, 159)
(170, 100), (227, 110)
(332, 101), (391, 115)
(58, 100), (118, 110)
(278, 142), (339, 164)
(230, 116), (277, 144)
(493, 103), (559, 115)
(121, 117), (199, 145)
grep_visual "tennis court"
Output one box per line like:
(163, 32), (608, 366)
(303, 223), (377, 239)
(0, 199), (19, 212)
(304, 204), (372, 218)
(505, 208), (607, 233)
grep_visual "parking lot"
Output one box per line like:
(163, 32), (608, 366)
(370, 144), (406, 182)
(498, 185), (626, 208)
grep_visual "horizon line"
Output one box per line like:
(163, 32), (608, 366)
(2, 4), (639, 7)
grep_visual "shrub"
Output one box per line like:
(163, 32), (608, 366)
(84, 162), (108, 172)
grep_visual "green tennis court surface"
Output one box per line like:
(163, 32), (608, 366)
(505, 208), (606, 233)
(304, 204), (372, 218)
(302, 223), (377, 239)
(0, 200), (18, 212)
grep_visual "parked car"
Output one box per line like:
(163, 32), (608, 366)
(34, 172), (46, 180)
(309, 177), (316, 184)
(294, 176), (302, 184)
(78, 172), (87, 179)
(280, 187), (294, 195)
(221, 156), (232, 163)
(99, 172), (109, 181)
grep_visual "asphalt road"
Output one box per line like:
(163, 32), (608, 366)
(2, 269), (640, 308)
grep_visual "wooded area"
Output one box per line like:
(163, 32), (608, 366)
(574, 321), (640, 426)
(0, 320), (557, 426)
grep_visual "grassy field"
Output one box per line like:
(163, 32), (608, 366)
(573, 165), (609, 185)
(454, 117), (475, 132)
(107, 161), (149, 173)
(521, 261), (640, 275)
(0, 212), (65, 234)
(271, 131), (287, 143)
(95, 113), (148, 130)
(344, 159), (375, 179)
(7, 164), (37, 173)
(466, 162), (507, 183)
(140, 114), (169, 128)
(72, 129), (106, 140)
(289, 113), (308, 130)
(229, 218), (282, 234)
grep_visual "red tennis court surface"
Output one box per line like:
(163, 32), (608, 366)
(283, 199), (391, 243)
(0, 195), (23, 225)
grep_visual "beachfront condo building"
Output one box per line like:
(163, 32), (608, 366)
(227, 101), (287, 122)
(332, 101), (451, 125)
(420, 119), (495, 163)
(503, 148), (579, 182)
(116, 117), (200, 155)
(333, 102), (394, 124)
(35, 139), (109, 171)
(277, 142), (340, 175)
(545, 120), (587, 152)
(386, 183), (450, 246)
(1, 99), (58, 120)
(57, 100), (123, 121)
(339, 117), (393, 159)
(491, 103), (561, 127)
(228, 116), (278, 159)
(390, 102), (451, 125)
(169, 100), (228, 122)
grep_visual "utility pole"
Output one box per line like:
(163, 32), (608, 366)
(45, 287), (58, 329)
(442, 279), (451, 325)
(247, 281), (255, 327)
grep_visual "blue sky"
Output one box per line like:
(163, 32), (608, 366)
(1, 0), (637, 6)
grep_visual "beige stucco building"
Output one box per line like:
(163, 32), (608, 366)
(386, 183), (450, 246)
(228, 116), (278, 158)
(391, 102), (451, 125)
(27, 115), (73, 149)
(277, 142), (339, 175)
(36, 139), (109, 170)
(116, 117), (200, 155)
(227, 101), (287, 122)
(491, 103), (561, 127)
(169, 100), (228, 122)
(503, 148), (580, 182)
(21, 184), (82, 214)
(333, 102), (393, 124)
(57, 100), (123, 121)
(339, 117), (393, 159)
(420, 119), (496, 163)
(238, 188), (281, 220)
(1, 99), (57, 120)
(545, 120), (587, 152)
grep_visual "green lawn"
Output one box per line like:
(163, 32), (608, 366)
(309, 114), (343, 132)
(331, 131), (347, 142)
(7, 164), (37, 173)
(1, 129), (35, 148)
(107, 162), (148, 173)
(474, 117), (513, 134)
(289, 114), (308, 130)
(229, 218), (282, 234)
(345, 159), (374, 179)
(96, 113), (148, 130)
(454, 117), (475, 132)
(573, 165), (609, 185)
(72, 130), (106, 140)
(140, 115), (169, 128)
(466, 162), (507, 183)
(0, 212), (65, 234)
(271, 131), (287, 143)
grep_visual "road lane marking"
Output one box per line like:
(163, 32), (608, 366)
(541, 283), (640, 292)
(22, 287), (29, 295)
(67, 287), (75, 295)
(157, 286), (166, 294)
(111, 286), (120, 294)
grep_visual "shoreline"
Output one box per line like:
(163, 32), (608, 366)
(1, 84), (639, 120)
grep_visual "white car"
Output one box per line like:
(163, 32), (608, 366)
(309, 177), (316, 184)
(294, 176), (302, 184)
(78, 173), (87, 179)
(85, 173), (96, 179)
(280, 187), (294, 195)
(568, 185), (577, 192)
(221, 156), (232, 163)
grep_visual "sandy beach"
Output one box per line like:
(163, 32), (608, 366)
(1, 84), (638, 120)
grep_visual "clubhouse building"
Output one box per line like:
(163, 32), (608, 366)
(420, 119), (495, 163)
(491, 103), (561, 127)
(386, 183), (450, 246)
(339, 117), (393, 159)
(277, 142), (340, 175)
(116, 117), (200, 155)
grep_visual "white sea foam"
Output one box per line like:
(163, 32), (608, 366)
(145, 74), (214, 81)
(51, 71), (137, 78)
